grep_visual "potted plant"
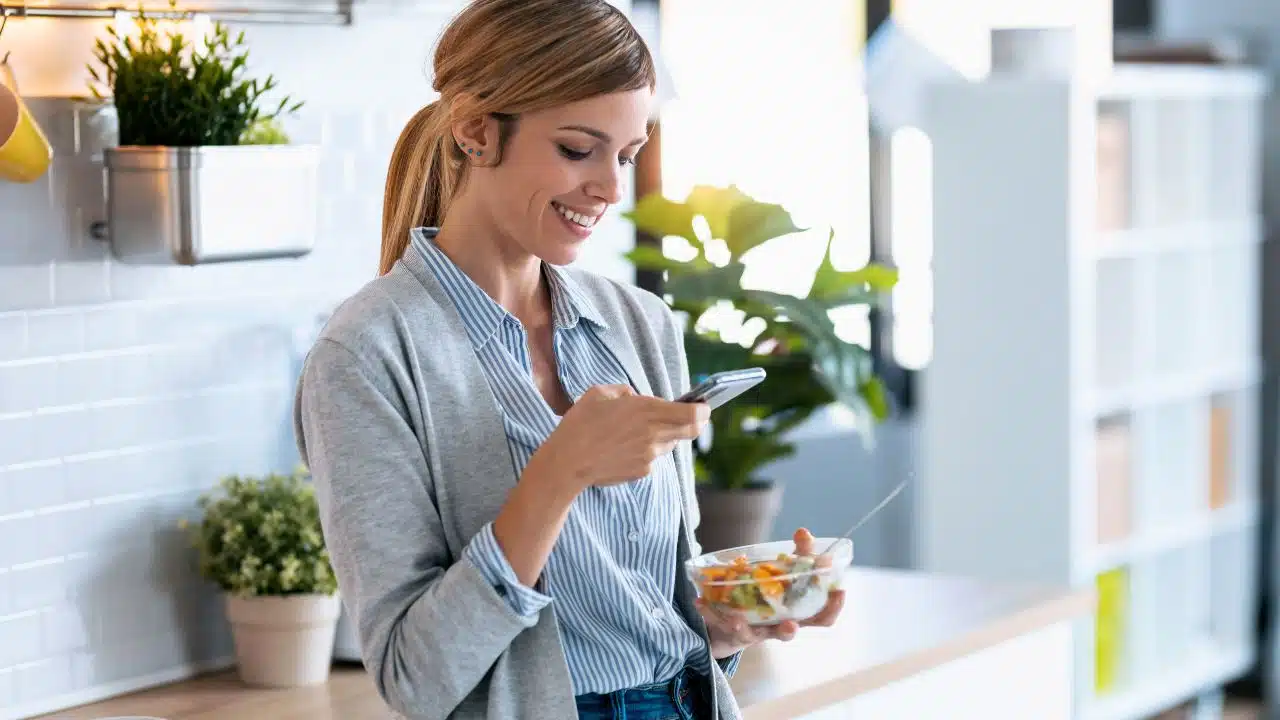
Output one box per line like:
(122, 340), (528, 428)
(623, 185), (898, 551)
(85, 1), (319, 265)
(183, 467), (341, 687)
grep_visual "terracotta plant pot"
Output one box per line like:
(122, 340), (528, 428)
(225, 593), (341, 687)
(694, 483), (784, 552)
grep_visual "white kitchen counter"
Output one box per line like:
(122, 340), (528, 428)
(36, 567), (1093, 720)
(730, 567), (1095, 719)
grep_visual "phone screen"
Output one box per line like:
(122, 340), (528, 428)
(677, 368), (766, 409)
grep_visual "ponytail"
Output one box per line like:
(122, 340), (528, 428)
(380, 101), (459, 275)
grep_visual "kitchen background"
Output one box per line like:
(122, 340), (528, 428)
(9, 0), (1280, 718)
(0, 2), (904, 715)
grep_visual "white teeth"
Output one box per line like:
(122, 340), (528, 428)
(554, 202), (595, 228)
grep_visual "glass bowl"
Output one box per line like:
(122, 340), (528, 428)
(685, 537), (852, 626)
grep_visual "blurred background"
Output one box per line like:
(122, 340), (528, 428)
(636, 2), (1276, 715)
(0, 0), (1277, 718)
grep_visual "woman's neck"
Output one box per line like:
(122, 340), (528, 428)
(432, 215), (551, 327)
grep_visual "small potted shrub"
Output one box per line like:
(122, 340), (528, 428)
(86, 1), (319, 265)
(184, 467), (341, 687)
(623, 185), (898, 550)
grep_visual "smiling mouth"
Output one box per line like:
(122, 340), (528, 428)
(552, 201), (600, 228)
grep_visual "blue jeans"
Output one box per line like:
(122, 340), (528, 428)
(575, 667), (713, 720)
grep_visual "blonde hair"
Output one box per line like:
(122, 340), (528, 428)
(379, 0), (657, 275)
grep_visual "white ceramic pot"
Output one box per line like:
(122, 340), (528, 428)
(225, 593), (341, 687)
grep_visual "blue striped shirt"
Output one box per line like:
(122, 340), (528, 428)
(413, 229), (713, 696)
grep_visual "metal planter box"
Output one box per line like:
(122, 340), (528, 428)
(101, 145), (321, 265)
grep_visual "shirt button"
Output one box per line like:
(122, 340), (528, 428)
(651, 606), (664, 619)
(627, 530), (640, 542)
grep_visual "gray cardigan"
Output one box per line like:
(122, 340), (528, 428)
(293, 243), (743, 720)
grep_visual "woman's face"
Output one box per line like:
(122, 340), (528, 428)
(470, 88), (652, 267)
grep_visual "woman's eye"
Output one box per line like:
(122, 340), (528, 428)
(558, 145), (591, 161)
(619, 155), (637, 167)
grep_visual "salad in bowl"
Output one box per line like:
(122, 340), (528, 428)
(686, 529), (852, 626)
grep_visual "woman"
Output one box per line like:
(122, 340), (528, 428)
(293, 1), (843, 718)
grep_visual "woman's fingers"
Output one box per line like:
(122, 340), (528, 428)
(581, 384), (634, 402)
(799, 589), (846, 628)
(766, 620), (799, 642)
(696, 598), (741, 631)
(696, 599), (757, 645)
(697, 598), (803, 646)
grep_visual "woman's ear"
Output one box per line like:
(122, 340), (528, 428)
(450, 113), (499, 165)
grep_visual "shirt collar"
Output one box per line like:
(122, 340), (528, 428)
(542, 262), (609, 332)
(411, 227), (609, 349)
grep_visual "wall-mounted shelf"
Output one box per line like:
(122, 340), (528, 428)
(0, 2), (353, 26)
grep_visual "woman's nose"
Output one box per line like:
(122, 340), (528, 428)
(589, 164), (626, 205)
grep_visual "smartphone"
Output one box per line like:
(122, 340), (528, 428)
(676, 367), (767, 410)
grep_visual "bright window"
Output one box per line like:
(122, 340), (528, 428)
(888, 126), (933, 370)
(658, 0), (871, 342)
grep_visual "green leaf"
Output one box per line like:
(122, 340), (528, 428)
(241, 117), (291, 145)
(859, 375), (891, 422)
(669, 299), (714, 321)
(810, 342), (872, 404)
(683, 331), (755, 379)
(745, 289), (838, 339)
(702, 432), (795, 489)
(621, 194), (700, 246)
(725, 198), (805, 260)
(685, 184), (753, 240)
(744, 287), (885, 424)
(664, 262), (747, 305)
(810, 229), (899, 302)
(755, 353), (835, 407)
(622, 244), (710, 274)
(698, 403), (798, 489)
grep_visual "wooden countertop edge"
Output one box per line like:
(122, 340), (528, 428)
(741, 586), (1097, 720)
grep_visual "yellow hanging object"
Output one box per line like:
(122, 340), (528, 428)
(1, 12), (14, 92)
(0, 54), (54, 184)
(0, 55), (16, 92)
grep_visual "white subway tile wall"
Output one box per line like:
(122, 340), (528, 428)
(0, 96), (369, 719)
(0, 6), (637, 716)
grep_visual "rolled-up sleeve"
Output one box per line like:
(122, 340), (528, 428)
(463, 521), (555, 618)
(718, 651), (742, 677)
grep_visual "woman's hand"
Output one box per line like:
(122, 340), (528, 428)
(696, 589), (845, 659)
(695, 527), (847, 658)
(535, 384), (710, 491)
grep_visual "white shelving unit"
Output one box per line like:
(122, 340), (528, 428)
(916, 63), (1267, 720)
